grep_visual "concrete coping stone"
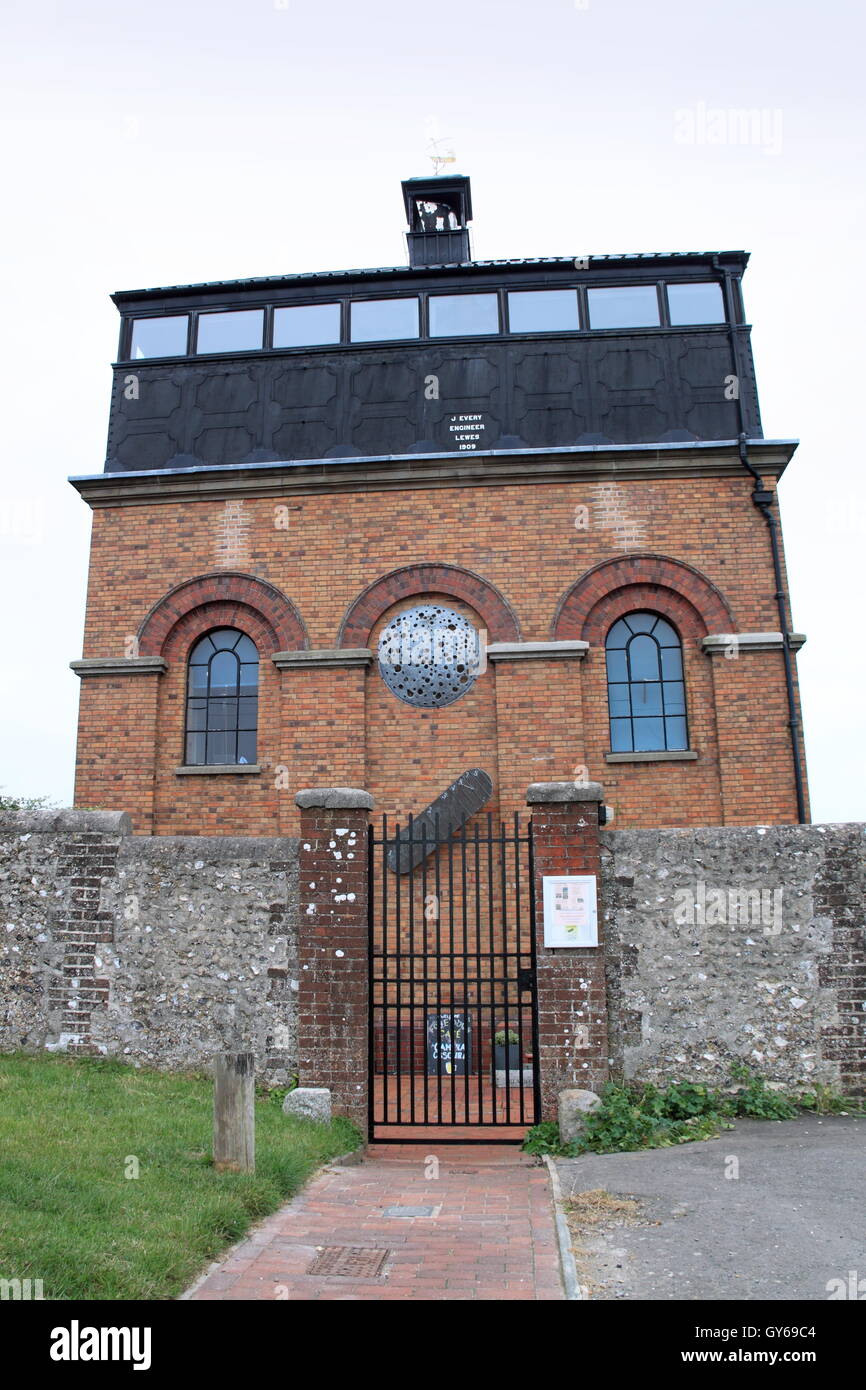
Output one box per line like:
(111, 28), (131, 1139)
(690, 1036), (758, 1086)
(0, 808), (133, 835)
(526, 781), (604, 804)
(295, 787), (374, 810)
(70, 657), (168, 677)
(272, 648), (373, 669)
(605, 750), (698, 763)
(701, 632), (807, 653)
(174, 764), (262, 775)
(118, 834), (299, 863)
(487, 640), (589, 662)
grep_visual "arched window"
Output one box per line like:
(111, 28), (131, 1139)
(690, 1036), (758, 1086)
(184, 628), (259, 766)
(605, 612), (688, 753)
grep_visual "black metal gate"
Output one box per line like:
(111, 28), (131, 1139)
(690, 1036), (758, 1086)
(367, 813), (539, 1141)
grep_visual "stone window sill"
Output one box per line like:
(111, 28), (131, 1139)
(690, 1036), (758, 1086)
(174, 764), (262, 776)
(605, 750), (698, 764)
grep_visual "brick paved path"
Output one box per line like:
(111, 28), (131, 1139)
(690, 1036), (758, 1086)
(185, 1145), (564, 1301)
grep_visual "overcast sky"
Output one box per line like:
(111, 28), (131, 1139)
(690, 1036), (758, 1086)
(1, 0), (863, 822)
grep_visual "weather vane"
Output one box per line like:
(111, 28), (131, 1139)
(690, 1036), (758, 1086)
(427, 137), (457, 176)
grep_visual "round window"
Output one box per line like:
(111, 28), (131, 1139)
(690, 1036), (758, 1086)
(377, 604), (481, 708)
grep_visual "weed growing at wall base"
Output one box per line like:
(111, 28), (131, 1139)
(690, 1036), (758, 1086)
(573, 1082), (727, 1153)
(523, 1069), (862, 1157)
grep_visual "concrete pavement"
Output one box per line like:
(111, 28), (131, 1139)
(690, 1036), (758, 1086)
(555, 1115), (865, 1301)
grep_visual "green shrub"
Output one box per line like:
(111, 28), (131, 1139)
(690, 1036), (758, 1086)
(522, 1081), (729, 1158)
(521, 1122), (570, 1157)
(0, 789), (57, 814)
(795, 1084), (865, 1116)
(573, 1083), (726, 1154)
(522, 1063), (835, 1158)
(657, 1080), (725, 1120)
(727, 1064), (798, 1120)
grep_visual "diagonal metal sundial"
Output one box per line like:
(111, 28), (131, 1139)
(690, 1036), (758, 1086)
(387, 768), (493, 874)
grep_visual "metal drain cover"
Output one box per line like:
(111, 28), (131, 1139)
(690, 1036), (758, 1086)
(383, 1205), (437, 1219)
(307, 1246), (390, 1278)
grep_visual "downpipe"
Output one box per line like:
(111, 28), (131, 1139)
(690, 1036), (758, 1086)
(737, 432), (808, 824)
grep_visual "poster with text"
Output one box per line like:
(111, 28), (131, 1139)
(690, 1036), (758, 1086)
(542, 875), (599, 947)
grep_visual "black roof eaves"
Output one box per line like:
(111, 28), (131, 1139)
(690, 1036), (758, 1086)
(111, 250), (750, 305)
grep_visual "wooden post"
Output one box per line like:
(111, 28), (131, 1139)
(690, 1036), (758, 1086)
(213, 1052), (255, 1172)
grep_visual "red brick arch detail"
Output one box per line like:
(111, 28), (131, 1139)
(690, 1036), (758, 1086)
(338, 564), (521, 646)
(138, 572), (308, 657)
(579, 584), (709, 646)
(553, 555), (734, 644)
(160, 602), (279, 663)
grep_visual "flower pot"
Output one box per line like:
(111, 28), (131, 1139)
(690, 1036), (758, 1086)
(494, 1043), (521, 1072)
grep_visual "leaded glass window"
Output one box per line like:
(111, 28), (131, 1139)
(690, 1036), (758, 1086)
(606, 613), (688, 752)
(185, 628), (259, 765)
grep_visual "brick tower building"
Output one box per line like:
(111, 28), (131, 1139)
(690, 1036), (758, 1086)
(70, 173), (808, 837)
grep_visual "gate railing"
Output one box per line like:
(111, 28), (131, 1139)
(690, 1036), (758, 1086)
(367, 812), (540, 1138)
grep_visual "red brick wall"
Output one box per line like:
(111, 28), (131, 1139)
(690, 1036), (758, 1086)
(494, 660), (587, 816)
(72, 473), (808, 833)
(75, 676), (160, 833)
(529, 787), (609, 1116)
(296, 796), (370, 1128)
(279, 667), (367, 825)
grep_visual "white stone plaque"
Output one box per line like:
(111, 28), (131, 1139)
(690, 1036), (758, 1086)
(542, 875), (598, 947)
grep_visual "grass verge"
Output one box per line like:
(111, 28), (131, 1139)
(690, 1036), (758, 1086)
(0, 1052), (360, 1300)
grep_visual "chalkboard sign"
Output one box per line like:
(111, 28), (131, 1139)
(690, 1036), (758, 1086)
(426, 1012), (471, 1076)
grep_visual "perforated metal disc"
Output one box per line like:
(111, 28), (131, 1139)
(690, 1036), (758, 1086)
(377, 604), (480, 708)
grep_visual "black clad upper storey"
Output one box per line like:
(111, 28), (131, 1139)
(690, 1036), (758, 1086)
(104, 177), (762, 474)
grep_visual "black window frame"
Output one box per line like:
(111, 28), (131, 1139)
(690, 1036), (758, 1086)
(427, 289), (501, 338)
(348, 294), (421, 344)
(193, 306), (267, 355)
(664, 278), (727, 326)
(126, 312), (192, 361)
(272, 299), (343, 349)
(586, 283), (663, 331)
(118, 276), (734, 360)
(605, 611), (689, 753)
(504, 286), (582, 335)
(183, 627), (259, 767)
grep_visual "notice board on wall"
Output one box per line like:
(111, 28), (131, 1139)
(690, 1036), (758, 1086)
(542, 875), (599, 947)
